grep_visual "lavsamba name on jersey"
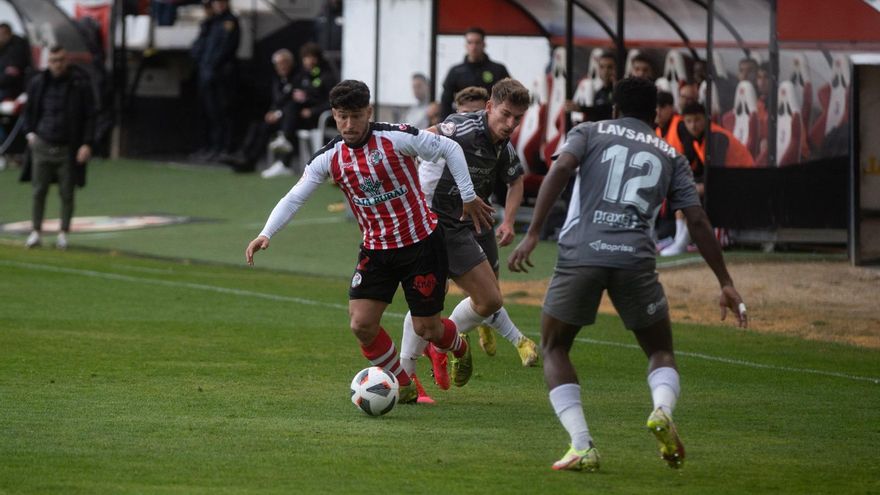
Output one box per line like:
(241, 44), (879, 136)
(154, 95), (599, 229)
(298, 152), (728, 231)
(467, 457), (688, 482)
(596, 122), (678, 158)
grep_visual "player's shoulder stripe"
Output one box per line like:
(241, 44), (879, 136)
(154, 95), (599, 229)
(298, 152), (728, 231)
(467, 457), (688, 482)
(306, 134), (342, 167)
(371, 122), (419, 135)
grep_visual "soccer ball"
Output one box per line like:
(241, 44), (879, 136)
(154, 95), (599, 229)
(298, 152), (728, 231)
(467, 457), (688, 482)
(350, 366), (399, 416)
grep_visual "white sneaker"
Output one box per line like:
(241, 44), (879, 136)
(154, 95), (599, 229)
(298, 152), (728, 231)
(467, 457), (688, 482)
(261, 160), (293, 179)
(268, 134), (293, 154)
(25, 231), (41, 248)
(659, 242), (686, 257)
(56, 232), (68, 250)
(660, 230), (690, 257)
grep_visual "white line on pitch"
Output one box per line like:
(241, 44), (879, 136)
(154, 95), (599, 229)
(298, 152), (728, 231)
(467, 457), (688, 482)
(2, 259), (877, 385)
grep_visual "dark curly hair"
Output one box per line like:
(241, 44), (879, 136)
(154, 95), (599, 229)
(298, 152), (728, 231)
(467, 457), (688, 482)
(613, 77), (657, 123)
(330, 80), (371, 110)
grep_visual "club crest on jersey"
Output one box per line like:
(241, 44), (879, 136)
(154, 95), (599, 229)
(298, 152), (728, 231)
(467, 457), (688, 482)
(369, 149), (384, 165)
(439, 122), (456, 136)
(361, 176), (383, 196)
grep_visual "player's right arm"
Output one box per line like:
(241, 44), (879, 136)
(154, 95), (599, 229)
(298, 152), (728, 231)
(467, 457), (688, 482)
(508, 151), (578, 273)
(245, 155), (331, 265)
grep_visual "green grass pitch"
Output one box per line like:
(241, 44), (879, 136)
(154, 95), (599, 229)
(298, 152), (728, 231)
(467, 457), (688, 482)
(0, 160), (878, 494)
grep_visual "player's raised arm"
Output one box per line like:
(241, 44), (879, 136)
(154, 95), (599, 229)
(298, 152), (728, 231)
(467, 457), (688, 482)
(412, 127), (495, 233)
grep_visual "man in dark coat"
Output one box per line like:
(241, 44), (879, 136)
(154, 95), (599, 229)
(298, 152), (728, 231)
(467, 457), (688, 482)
(20, 46), (96, 250)
(260, 42), (338, 178)
(193, 0), (239, 159)
(0, 22), (30, 100)
(220, 47), (296, 173)
(439, 27), (510, 119)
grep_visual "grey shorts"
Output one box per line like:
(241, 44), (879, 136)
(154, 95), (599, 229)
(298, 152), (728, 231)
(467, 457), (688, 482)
(543, 265), (668, 330)
(441, 219), (494, 277)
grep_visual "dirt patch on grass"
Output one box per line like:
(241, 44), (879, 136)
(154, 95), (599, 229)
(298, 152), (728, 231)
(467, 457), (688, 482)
(453, 260), (880, 349)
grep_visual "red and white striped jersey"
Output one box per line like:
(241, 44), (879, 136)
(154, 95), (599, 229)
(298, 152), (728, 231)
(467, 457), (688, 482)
(259, 122), (476, 250)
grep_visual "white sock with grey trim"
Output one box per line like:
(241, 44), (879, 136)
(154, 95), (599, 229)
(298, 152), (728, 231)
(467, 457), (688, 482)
(549, 383), (592, 451)
(449, 297), (486, 334)
(399, 311), (429, 377)
(484, 307), (525, 344)
(648, 366), (680, 416)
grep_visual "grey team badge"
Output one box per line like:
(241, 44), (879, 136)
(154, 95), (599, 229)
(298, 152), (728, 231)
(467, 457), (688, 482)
(369, 149), (384, 165)
(351, 272), (362, 288)
(439, 122), (456, 136)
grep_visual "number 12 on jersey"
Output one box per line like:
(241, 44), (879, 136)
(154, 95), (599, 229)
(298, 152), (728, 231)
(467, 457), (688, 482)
(601, 144), (661, 214)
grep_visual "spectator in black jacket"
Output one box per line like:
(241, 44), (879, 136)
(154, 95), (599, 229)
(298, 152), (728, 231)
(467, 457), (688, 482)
(192, 0), (239, 160)
(261, 42), (337, 178)
(439, 27), (510, 119)
(20, 46), (96, 250)
(221, 48), (296, 173)
(0, 23), (30, 100)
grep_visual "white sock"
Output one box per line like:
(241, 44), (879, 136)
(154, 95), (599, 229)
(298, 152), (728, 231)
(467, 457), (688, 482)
(549, 383), (592, 451)
(485, 307), (524, 344)
(449, 297), (487, 334)
(674, 218), (690, 247)
(648, 367), (680, 416)
(399, 312), (429, 377)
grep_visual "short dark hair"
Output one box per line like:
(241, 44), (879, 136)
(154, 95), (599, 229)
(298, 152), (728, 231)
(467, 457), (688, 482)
(490, 78), (530, 108)
(465, 27), (486, 40)
(299, 42), (323, 60)
(613, 77), (656, 122)
(657, 91), (674, 108)
(49, 45), (65, 54)
(632, 53), (652, 67)
(739, 57), (757, 68)
(412, 73), (428, 84)
(455, 86), (489, 107)
(0, 23), (11, 32)
(681, 102), (706, 116)
(599, 50), (616, 61)
(330, 80), (371, 110)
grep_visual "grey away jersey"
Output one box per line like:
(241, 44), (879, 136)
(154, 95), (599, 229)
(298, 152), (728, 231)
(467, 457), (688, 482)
(556, 117), (701, 270)
(420, 111), (524, 225)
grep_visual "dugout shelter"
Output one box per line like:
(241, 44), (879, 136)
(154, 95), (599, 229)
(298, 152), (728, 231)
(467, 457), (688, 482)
(344, 0), (880, 263)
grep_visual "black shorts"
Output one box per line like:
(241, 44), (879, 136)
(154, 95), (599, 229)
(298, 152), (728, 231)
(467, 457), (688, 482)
(348, 227), (448, 317)
(440, 217), (493, 278)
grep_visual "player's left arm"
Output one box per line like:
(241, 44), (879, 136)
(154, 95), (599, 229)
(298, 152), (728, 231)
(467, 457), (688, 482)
(497, 175), (523, 247)
(497, 143), (525, 246)
(668, 155), (747, 327)
(408, 128), (495, 232)
(681, 206), (747, 328)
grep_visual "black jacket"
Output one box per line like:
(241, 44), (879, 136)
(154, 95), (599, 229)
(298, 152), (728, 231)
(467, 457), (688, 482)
(440, 54), (510, 118)
(291, 60), (337, 117)
(0, 35), (30, 97)
(196, 10), (239, 84)
(19, 66), (96, 187)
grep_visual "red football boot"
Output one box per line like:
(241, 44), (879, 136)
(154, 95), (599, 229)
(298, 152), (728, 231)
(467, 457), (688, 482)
(424, 344), (450, 390)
